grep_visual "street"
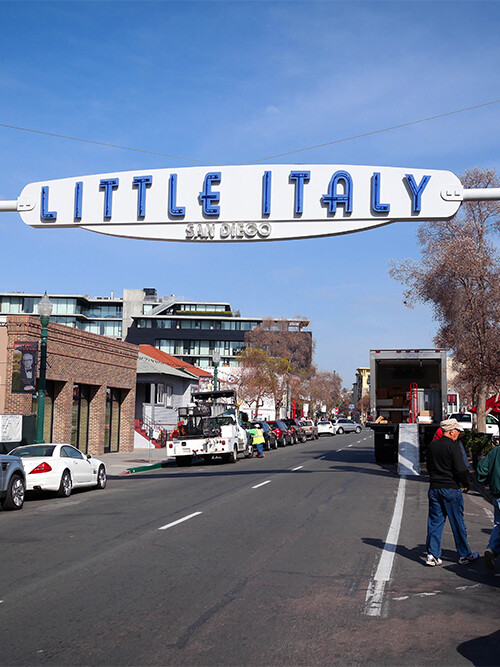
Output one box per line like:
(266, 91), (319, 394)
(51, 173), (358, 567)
(1, 431), (499, 666)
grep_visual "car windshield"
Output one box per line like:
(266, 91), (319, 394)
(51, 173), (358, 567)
(302, 421), (313, 426)
(451, 414), (472, 422)
(10, 445), (56, 457)
(267, 422), (280, 429)
(319, 421), (331, 425)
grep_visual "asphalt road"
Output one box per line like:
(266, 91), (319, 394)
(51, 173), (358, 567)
(1, 431), (499, 666)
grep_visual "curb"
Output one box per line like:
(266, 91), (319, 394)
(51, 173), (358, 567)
(122, 461), (166, 475)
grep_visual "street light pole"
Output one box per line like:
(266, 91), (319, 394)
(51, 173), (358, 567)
(212, 350), (221, 391)
(35, 293), (53, 444)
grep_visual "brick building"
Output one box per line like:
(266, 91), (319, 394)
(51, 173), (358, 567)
(0, 315), (138, 455)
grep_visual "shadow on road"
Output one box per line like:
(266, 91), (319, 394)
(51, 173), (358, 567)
(457, 629), (500, 666)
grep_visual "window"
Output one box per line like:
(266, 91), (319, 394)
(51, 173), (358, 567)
(71, 384), (90, 453)
(166, 385), (173, 407)
(105, 388), (122, 453)
(155, 384), (165, 405)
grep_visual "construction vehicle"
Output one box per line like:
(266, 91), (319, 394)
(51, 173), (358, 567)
(167, 390), (252, 466)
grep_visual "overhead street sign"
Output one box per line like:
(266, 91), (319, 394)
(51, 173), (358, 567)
(1, 164), (499, 242)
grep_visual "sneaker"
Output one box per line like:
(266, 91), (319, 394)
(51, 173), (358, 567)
(484, 547), (497, 571)
(425, 554), (443, 566)
(458, 552), (480, 565)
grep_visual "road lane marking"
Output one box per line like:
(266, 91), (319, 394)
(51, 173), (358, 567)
(159, 511), (203, 530)
(392, 583), (482, 601)
(317, 455), (326, 460)
(364, 475), (407, 617)
(483, 507), (494, 520)
(292, 466), (303, 471)
(252, 480), (271, 489)
(336, 449), (342, 453)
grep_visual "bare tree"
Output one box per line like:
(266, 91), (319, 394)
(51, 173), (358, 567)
(305, 368), (343, 417)
(245, 318), (314, 370)
(390, 167), (500, 433)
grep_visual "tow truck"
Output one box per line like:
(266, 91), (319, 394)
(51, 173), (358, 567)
(168, 390), (252, 466)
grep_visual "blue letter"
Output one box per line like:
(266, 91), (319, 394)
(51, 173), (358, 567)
(99, 178), (119, 218)
(321, 171), (353, 214)
(405, 174), (431, 213)
(74, 181), (83, 220)
(40, 186), (57, 222)
(290, 171), (310, 215)
(133, 175), (152, 218)
(262, 171), (272, 216)
(168, 174), (185, 217)
(199, 172), (221, 216)
(371, 172), (390, 213)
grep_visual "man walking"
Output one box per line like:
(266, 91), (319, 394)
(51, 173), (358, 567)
(476, 444), (500, 570)
(425, 418), (479, 566)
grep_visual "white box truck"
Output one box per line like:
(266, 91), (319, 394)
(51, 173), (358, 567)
(368, 349), (447, 464)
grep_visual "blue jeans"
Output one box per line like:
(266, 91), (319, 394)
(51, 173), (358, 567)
(487, 497), (500, 555)
(426, 488), (472, 559)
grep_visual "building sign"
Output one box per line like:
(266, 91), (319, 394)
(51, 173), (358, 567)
(11, 341), (38, 393)
(0, 414), (23, 443)
(12, 164), (467, 242)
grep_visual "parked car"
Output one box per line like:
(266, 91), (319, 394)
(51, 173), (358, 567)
(282, 418), (307, 443)
(317, 420), (334, 436)
(243, 421), (278, 451)
(9, 444), (107, 497)
(267, 420), (294, 446)
(332, 418), (362, 435)
(299, 419), (319, 440)
(0, 453), (26, 510)
(449, 412), (500, 437)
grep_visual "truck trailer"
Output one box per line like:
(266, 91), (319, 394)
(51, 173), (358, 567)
(369, 349), (447, 464)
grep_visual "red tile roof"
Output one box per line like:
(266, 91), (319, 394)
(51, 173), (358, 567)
(139, 345), (212, 378)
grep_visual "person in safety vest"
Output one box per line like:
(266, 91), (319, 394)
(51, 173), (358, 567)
(249, 423), (266, 458)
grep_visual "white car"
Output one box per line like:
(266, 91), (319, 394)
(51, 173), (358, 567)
(317, 420), (334, 436)
(8, 444), (107, 497)
(332, 418), (362, 435)
(449, 412), (500, 437)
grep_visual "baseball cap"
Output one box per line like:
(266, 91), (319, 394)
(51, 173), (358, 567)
(440, 418), (464, 432)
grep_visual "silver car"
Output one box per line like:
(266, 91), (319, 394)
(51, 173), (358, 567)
(332, 418), (362, 435)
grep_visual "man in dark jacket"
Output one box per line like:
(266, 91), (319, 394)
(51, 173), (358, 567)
(477, 445), (500, 570)
(425, 418), (479, 566)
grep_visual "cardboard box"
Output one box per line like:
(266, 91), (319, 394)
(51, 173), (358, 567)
(388, 385), (406, 397)
(393, 396), (404, 408)
(376, 388), (388, 399)
(390, 411), (404, 424)
(419, 410), (434, 417)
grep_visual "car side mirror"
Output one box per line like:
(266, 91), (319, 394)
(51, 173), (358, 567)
(87, 454), (92, 459)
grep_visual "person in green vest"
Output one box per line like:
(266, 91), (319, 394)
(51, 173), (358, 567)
(249, 423), (266, 458)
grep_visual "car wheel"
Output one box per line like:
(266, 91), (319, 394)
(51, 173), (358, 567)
(57, 470), (72, 498)
(337, 427), (344, 434)
(96, 464), (107, 489)
(229, 446), (238, 463)
(1, 474), (25, 510)
(355, 426), (362, 434)
(273, 438), (278, 450)
(245, 445), (253, 458)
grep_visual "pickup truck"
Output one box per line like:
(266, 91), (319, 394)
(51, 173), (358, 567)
(299, 419), (319, 440)
(0, 453), (25, 510)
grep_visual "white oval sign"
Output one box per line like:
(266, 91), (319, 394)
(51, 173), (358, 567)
(17, 164), (463, 242)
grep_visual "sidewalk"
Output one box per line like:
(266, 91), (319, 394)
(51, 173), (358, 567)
(97, 447), (171, 475)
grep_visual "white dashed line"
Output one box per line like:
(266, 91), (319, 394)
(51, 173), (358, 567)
(292, 466), (303, 471)
(252, 480), (271, 489)
(159, 511), (203, 530)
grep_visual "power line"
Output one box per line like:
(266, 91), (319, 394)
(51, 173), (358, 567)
(0, 122), (209, 164)
(246, 100), (500, 164)
(0, 99), (498, 166)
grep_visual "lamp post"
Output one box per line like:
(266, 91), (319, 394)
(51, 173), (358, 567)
(212, 350), (221, 391)
(35, 293), (53, 444)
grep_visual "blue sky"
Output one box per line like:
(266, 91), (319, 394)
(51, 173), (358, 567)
(0, 0), (499, 386)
